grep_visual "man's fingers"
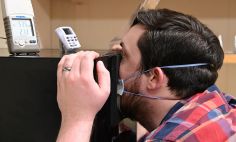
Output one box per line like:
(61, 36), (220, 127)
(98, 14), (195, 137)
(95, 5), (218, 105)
(62, 54), (77, 77)
(70, 51), (85, 76)
(79, 51), (99, 79)
(57, 55), (67, 81)
(96, 61), (110, 95)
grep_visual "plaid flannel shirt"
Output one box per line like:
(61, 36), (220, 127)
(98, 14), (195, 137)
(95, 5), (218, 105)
(143, 87), (236, 142)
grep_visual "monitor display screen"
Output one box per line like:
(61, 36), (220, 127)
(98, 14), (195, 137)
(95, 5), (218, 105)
(63, 28), (72, 35)
(11, 18), (34, 37)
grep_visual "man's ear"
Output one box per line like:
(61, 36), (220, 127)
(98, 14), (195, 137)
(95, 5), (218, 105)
(147, 67), (164, 89)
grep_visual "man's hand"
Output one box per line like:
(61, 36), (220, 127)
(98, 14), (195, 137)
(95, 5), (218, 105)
(56, 51), (111, 142)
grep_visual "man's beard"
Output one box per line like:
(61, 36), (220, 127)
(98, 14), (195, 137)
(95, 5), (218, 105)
(120, 77), (145, 120)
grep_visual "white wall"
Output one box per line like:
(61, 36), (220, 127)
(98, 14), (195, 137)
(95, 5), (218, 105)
(158, 0), (236, 53)
(0, 1), (7, 48)
(51, 0), (139, 50)
(33, 0), (52, 49)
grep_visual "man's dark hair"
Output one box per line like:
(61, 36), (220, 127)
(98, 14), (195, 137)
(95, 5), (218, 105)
(131, 9), (224, 99)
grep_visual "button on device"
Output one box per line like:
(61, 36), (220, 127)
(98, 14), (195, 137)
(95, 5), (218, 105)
(19, 40), (25, 46)
(29, 40), (36, 43)
(14, 40), (19, 45)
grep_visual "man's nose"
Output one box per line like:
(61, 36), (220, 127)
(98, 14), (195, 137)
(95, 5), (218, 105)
(111, 44), (122, 51)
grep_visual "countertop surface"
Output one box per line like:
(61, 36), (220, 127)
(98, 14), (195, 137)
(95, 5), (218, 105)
(0, 48), (108, 58)
(1, 48), (236, 63)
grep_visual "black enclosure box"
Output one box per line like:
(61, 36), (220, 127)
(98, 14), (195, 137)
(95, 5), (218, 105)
(0, 55), (121, 142)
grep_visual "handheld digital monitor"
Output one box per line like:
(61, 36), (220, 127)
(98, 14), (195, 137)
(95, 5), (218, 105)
(55, 26), (81, 54)
(1, 0), (40, 55)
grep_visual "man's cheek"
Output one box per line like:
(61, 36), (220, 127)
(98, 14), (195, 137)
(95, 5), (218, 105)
(119, 65), (127, 80)
(120, 94), (135, 118)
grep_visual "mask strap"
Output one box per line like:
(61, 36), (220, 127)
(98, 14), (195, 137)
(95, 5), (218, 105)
(123, 90), (180, 100)
(159, 63), (208, 69)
